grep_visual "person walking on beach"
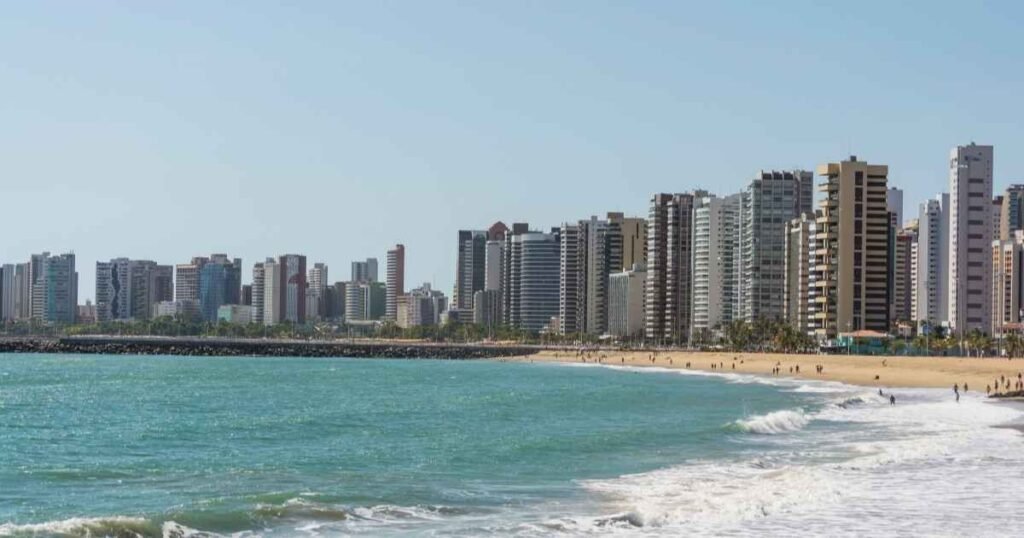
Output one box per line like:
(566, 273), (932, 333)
(954, 383), (960, 403)
(890, 394), (896, 406)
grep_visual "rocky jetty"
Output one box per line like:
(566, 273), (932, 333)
(0, 336), (538, 360)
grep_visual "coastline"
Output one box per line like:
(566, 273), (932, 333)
(513, 349), (1024, 396)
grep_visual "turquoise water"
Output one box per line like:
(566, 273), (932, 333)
(1, 354), (1023, 536)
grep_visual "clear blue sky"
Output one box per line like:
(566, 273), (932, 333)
(2, 1), (1022, 301)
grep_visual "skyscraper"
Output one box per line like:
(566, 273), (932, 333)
(351, 258), (378, 283)
(197, 255), (242, 322)
(608, 264), (646, 339)
(558, 222), (581, 334)
(999, 184), (1024, 241)
(892, 227), (917, 323)
(34, 253), (77, 324)
(175, 257), (208, 303)
(646, 192), (698, 343)
(454, 229), (487, 310)
(916, 194), (950, 326)
(279, 254), (307, 324)
(784, 212), (817, 334)
(508, 231), (560, 332)
(385, 245), (405, 321)
(991, 231), (1024, 336)
(95, 259), (131, 322)
(308, 262), (329, 321)
(887, 187), (904, 229)
(0, 264), (14, 322)
(691, 194), (740, 336)
(262, 259), (281, 326)
(739, 170), (814, 324)
(501, 223), (530, 326)
(252, 259), (270, 324)
(813, 157), (890, 339)
(948, 143), (994, 335)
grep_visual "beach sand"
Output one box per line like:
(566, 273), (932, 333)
(516, 350), (1024, 396)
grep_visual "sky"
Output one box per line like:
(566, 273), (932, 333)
(1, 1), (1022, 302)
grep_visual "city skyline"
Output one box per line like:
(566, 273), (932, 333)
(2, 2), (1022, 300)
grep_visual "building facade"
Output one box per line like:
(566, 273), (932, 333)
(813, 157), (890, 339)
(948, 143), (994, 335)
(646, 193), (698, 343)
(454, 230), (487, 310)
(739, 170), (814, 324)
(784, 212), (817, 334)
(386, 245), (405, 321)
(608, 264), (646, 339)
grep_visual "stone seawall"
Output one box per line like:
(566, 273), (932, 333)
(0, 337), (539, 360)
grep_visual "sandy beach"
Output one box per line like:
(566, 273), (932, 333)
(517, 349), (1024, 397)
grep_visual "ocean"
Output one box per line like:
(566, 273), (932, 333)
(1, 354), (1022, 537)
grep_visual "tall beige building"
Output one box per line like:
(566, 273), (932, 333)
(991, 231), (1024, 336)
(812, 157), (890, 339)
(948, 143), (994, 335)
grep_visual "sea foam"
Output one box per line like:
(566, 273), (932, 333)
(733, 409), (810, 434)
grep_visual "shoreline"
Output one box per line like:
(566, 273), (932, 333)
(513, 349), (1024, 397)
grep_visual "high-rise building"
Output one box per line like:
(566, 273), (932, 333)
(991, 231), (1024, 336)
(948, 143), (994, 335)
(999, 185), (1024, 241)
(739, 171), (814, 324)
(27, 252), (49, 319)
(324, 282), (346, 320)
(559, 214), (629, 336)
(558, 223), (580, 335)
(262, 259), (281, 326)
(454, 229), (488, 310)
(916, 195), (950, 326)
(507, 231), (560, 332)
(992, 196), (1004, 244)
(484, 240), (503, 292)
(279, 254), (307, 324)
(887, 187), (904, 229)
(385, 245), (405, 321)
(346, 281), (386, 322)
(307, 262), (329, 321)
(251, 259), (271, 324)
(501, 224), (530, 326)
(646, 193), (698, 343)
(175, 257), (207, 303)
(95, 259), (131, 322)
(0, 264), (13, 321)
(400, 283), (448, 327)
(813, 157), (890, 339)
(13, 263), (31, 320)
(609, 213), (647, 272)
(608, 264), (646, 339)
(199, 263), (228, 322)
(892, 227), (917, 323)
(241, 285), (252, 307)
(350, 258), (378, 283)
(35, 253), (77, 324)
(472, 289), (502, 328)
(692, 194), (741, 336)
(784, 212), (817, 334)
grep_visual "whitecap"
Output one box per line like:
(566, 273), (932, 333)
(732, 409), (810, 435)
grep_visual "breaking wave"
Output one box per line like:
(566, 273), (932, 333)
(732, 409), (810, 434)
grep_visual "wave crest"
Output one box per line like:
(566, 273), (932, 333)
(0, 516), (156, 537)
(732, 409), (809, 434)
